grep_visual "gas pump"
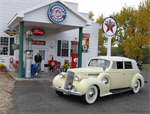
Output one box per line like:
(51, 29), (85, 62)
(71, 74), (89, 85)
(25, 31), (33, 78)
(25, 50), (33, 78)
(71, 41), (78, 68)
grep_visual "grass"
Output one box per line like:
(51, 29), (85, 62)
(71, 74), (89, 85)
(143, 64), (150, 69)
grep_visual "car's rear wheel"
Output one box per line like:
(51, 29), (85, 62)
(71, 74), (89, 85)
(133, 80), (141, 94)
(83, 85), (98, 104)
(56, 90), (63, 96)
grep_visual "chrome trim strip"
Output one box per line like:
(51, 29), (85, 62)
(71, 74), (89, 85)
(88, 73), (99, 76)
(53, 86), (83, 96)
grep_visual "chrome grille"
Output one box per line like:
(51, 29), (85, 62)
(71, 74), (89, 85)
(64, 71), (74, 90)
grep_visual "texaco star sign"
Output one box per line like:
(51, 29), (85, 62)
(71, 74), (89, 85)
(102, 17), (118, 38)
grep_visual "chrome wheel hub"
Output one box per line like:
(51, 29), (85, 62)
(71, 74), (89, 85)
(89, 91), (94, 97)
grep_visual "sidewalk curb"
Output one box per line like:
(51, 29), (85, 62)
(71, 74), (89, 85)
(7, 72), (53, 82)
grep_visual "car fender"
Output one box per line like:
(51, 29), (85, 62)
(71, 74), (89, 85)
(131, 73), (144, 88)
(53, 75), (65, 88)
(76, 74), (111, 96)
(97, 73), (111, 96)
(97, 73), (111, 82)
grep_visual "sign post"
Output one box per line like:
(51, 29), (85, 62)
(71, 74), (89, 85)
(102, 17), (118, 57)
(107, 36), (112, 56)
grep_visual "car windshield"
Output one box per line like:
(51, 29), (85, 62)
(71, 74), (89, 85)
(88, 59), (110, 69)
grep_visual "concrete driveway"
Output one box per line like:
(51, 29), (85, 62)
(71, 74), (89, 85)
(9, 71), (150, 114)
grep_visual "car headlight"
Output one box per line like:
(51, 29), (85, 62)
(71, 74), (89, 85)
(59, 72), (65, 78)
(74, 75), (80, 81)
(102, 77), (109, 84)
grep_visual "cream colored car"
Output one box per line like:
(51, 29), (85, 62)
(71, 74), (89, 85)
(52, 56), (144, 104)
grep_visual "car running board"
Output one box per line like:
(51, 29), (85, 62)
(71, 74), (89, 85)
(110, 88), (132, 94)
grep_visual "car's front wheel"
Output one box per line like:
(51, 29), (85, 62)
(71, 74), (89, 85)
(83, 85), (98, 104)
(133, 80), (141, 94)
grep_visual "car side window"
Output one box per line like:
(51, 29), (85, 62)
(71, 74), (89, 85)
(112, 61), (117, 69)
(116, 61), (123, 69)
(125, 61), (132, 69)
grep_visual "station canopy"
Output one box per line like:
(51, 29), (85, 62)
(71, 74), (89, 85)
(8, 0), (91, 32)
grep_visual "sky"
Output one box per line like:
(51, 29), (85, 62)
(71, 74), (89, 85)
(64, 0), (145, 20)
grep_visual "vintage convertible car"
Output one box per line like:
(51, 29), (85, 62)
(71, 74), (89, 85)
(52, 56), (144, 104)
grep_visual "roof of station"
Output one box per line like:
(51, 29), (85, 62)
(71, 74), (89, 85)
(8, 0), (92, 31)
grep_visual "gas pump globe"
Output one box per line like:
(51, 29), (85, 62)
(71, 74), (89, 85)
(71, 41), (78, 68)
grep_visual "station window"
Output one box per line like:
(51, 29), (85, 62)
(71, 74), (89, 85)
(0, 37), (8, 55)
(10, 38), (14, 56)
(0, 37), (14, 55)
(57, 40), (69, 57)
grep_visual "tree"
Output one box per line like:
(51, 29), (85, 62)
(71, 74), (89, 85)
(96, 14), (107, 55)
(88, 11), (95, 21)
(113, 0), (150, 61)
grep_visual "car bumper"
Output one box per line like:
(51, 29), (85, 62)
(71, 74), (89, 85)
(53, 86), (83, 96)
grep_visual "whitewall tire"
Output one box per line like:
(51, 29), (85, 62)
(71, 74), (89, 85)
(133, 80), (141, 94)
(83, 85), (98, 104)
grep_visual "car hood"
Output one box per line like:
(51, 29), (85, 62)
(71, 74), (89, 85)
(67, 67), (103, 74)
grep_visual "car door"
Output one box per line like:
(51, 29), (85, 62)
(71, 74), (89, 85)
(123, 61), (136, 87)
(108, 61), (127, 89)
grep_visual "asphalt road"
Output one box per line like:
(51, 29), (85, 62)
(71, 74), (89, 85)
(9, 71), (150, 114)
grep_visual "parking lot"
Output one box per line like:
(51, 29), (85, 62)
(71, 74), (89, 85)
(9, 70), (149, 114)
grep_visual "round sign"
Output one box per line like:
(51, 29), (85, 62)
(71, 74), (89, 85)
(102, 17), (118, 37)
(47, 2), (67, 23)
(74, 58), (78, 63)
(82, 45), (88, 51)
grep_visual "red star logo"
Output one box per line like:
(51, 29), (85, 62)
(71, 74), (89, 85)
(105, 20), (115, 33)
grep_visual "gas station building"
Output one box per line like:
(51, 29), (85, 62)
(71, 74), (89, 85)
(0, 0), (99, 77)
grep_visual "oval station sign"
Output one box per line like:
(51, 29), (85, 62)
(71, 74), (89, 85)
(102, 17), (118, 38)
